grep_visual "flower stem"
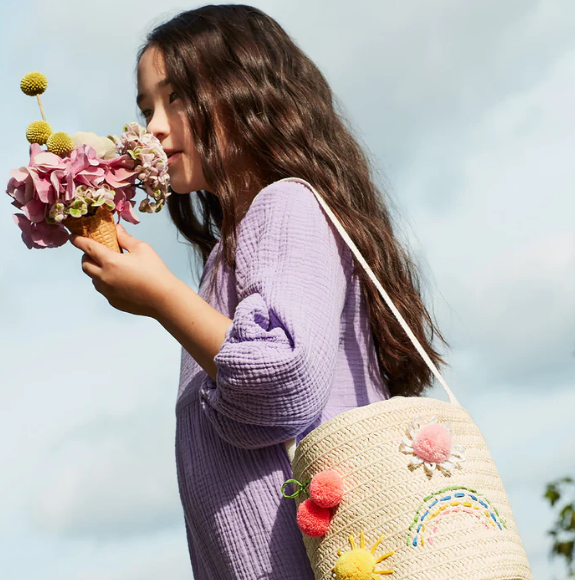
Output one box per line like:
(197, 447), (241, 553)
(36, 95), (46, 122)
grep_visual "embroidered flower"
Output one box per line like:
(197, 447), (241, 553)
(399, 415), (466, 475)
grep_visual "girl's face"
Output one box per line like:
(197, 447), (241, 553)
(137, 46), (210, 194)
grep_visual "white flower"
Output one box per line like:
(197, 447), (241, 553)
(110, 122), (170, 211)
(399, 415), (466, 476)
(72, 132), (117, 160)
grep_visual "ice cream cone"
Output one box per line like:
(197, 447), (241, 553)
(63, 205), (122, 253)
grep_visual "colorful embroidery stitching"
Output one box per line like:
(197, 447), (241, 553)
(406, 485), (507, 547)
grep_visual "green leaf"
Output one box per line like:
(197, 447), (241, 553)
(560, 504), (574, 521)
(555, 541), (574, 561)
(546, 486), (561, 507)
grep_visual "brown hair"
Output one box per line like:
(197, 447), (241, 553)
(136, 4), (451, 398)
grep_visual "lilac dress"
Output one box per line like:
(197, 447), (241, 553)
(175, 178), (390, 579)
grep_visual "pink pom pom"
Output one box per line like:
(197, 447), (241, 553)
(309, 470), (344, 508)
(296, 499), (331, 537)
(412, 424), (452, 463)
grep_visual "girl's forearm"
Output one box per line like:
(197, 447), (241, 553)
(154, 275), (233, 381)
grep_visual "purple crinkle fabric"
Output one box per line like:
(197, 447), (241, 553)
(175, 179), (389, 579)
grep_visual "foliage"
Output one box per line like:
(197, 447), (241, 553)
(544, 476), (575, 578)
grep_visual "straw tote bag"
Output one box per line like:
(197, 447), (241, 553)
(277, 177), (533, 580)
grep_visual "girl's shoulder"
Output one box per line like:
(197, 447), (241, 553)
(241, 177), (322, 232)
(236, 177), (353, 277)
(252, 177), (315, 210)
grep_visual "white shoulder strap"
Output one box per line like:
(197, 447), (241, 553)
(272, 177), (459, 463)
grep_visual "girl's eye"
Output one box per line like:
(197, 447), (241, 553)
(139, 92), (177, 119)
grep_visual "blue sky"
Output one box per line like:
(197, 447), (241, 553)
(1, 1), (574, 579)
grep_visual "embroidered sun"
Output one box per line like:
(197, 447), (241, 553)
(333, 531), (395, 579)
(399, 415), (466, 475)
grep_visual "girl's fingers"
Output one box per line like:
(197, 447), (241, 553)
(81, 253), (103, 279)
(71, 234), (110, 266)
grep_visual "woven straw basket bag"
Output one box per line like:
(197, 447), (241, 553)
(278, 177), (533, 580)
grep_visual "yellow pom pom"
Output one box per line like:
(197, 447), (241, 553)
(20, 71), (48, 96)
(333, 549), (376, 580)
(332, 532), (395, 580)
(46, 131), (75, 156)
(26, 120), (53, 145)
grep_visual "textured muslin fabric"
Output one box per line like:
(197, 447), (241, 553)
(175, 179), (390, 579)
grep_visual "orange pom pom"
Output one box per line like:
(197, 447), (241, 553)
(309, 470), (344, 508)
(296, 499), (331, 537)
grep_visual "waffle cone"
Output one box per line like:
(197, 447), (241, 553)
(63, 206), (122, 253)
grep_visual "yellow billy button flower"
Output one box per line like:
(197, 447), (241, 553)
(20, 72), (48, 96)
(46, 131), (75, 156)
(26, 120), (53, 145)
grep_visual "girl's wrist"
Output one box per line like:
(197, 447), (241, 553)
(152, 273), (184, 321)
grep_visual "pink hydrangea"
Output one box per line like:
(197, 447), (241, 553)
(5, 123), (171, 249)
(110, 122), (170, 214)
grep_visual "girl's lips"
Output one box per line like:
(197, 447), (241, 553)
(167, 151), (182, 166)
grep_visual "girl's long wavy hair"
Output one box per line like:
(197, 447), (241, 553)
(136, 4), (451, 398)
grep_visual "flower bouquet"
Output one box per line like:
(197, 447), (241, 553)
(6, 71), (171, 253)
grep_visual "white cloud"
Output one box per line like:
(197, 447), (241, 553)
(68, 539), (193, 580)
(438, 231), (575, 390)
(28, 412), (183, 540)
(404, 49), (575, 392)
(0, 310), (182, 527)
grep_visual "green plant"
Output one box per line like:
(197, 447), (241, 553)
(544, 476), (575, 578)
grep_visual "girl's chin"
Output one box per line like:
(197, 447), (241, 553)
(170, 187), (193, 195)
(168, 177), (193, 195)
(168, 168), (207, 194)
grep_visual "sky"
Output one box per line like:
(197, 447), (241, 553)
(1, 1), (574, 579)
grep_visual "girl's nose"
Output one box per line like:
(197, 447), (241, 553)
(147, 112), (170, 141)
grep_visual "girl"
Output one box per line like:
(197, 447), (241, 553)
(71, 4), (450, 579)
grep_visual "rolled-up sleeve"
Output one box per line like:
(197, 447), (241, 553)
(198, 180), (352, 449)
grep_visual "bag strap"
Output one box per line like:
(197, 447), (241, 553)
(273, 177), (459, 463)
(276, 177), (459, 405)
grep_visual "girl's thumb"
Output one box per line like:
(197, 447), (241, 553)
(116, 223), (137, 250)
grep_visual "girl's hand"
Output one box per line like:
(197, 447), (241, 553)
(69, 224), (177, 319)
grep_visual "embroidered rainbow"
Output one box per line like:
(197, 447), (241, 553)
(406, 485), (507, 547)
